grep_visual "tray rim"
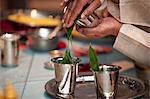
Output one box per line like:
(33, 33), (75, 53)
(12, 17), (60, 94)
(45, 75), (145, 99)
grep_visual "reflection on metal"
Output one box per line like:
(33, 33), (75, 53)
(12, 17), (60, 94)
(93, 65), (121, 99)
(76, 12), (98, 28)
(30, 9), (37, 18)
(29, 28), (58, 51)
(51, 57), (80, 98)
(38, 28), (50, 38)
(0, 33), (19, 67)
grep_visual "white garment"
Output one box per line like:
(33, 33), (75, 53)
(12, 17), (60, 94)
(107, 0), (150, 67)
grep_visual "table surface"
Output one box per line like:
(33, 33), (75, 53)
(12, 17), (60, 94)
(0, 38), (149, 99)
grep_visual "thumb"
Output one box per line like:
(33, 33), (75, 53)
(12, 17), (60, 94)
(102, 8), (110, 17)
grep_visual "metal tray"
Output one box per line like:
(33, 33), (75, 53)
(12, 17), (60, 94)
(45, 75), (145, 99)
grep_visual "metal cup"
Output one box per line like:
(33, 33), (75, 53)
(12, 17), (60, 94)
(0, 33), (19, 67)
(93, 64), (121, 99)
(51, 57), (80, 98)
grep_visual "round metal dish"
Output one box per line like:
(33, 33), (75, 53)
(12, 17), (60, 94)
(45, 75), (145, 99)
(28, 28), (59, 51)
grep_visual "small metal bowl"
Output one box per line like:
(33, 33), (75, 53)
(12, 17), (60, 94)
(29, 28), (59, 51)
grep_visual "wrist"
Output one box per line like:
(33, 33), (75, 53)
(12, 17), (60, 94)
(113, 22), (122, 36)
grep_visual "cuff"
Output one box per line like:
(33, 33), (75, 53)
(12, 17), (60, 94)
(113, 24), (150, 66)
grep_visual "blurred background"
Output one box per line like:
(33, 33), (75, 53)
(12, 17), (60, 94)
(0, 1), (149, 99)
(0, 0), (63, 14)
(0, 0), (67, 52)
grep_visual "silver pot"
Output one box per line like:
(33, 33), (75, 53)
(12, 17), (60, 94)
(29, 28), (59, 51)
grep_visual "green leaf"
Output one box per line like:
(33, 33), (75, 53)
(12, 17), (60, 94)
(66, 17), (79, 42)
(66, 23), (74, 42)
(61, 49), (74, 64)
(62, 4), (90, 64)
(88, 45), (100, 71)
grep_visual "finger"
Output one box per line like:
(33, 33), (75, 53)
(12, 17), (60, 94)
(64, 0), (78, 27)
(66, 0), (91, 27)
(61, 0), (69, 6)
(63, 3), (72, 19)
(88, 18), (101, 27)
(62, 6), (68, 23)
(62, 0), (75, 21)
(63, 6), (70, 23)
(81, 0), (101, 19)
(91, 12), (101, 19)
(76, 24), (80, 30)
(63, 2), (74, 27)
(102, 8), (109, 17)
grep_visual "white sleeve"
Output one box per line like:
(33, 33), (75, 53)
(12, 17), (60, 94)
(113, 24), (150, 67)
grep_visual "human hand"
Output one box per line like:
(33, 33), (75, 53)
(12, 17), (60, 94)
(62, 0), (104, 28)
(77, 17), (122, 38)
(61, 0), (70, 6)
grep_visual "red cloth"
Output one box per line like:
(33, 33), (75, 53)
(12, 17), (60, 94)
(0, 20), (30, 32)
(72, 45), (112, 57)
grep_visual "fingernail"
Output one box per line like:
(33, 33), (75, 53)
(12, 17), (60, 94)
(63, 24), (66, 27)
(81, 14), (86, 19)
(60, 3), (63, 6)
(62, 19), (64, 23)
(66, 23), (71, 28)
(63, 6), (67, 13)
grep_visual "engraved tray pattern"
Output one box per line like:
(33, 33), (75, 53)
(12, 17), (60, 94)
(45, 75), (145, 99)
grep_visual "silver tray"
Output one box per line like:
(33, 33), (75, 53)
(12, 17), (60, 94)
(45, 75), (145, 99)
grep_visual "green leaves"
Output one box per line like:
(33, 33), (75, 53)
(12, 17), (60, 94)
(88, 45), (100, 71)
(66, 23), (74, 42)
(61, 4), (91, 64)
(67, 26), (73, 42)
(66, 17), (79, 42)
(60, 49), (74, 64)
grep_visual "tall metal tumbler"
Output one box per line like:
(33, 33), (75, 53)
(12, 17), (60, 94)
(93, 65), (121, 99)
(0, 33), (19, 67)
(51, 57), (80, 98)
